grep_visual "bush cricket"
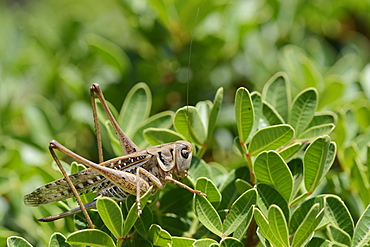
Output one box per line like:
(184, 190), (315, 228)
(24, 83), (205, 228)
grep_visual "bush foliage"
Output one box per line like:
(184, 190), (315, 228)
(1, 0), (370, 247)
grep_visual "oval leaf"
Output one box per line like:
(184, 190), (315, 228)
(223, 189), (256, 237)
(174, 106), (207, 145)
(207, 87), (224, 140)
(118, 82), (151, 136)
(193, 193), (222, 237)
(289, 88), (317, 136)
(304, 136), (331, 192)
(148, 224), (172, 246)
(144, 128), (185, 146)
(249, 124), (294, 156)
(324, 195), (354, 237)
(66, 229), (115, 247)
(268, 205), (289, 247)
(352, 204), (370, 247)
(97, 197), (123, 239)
(262, 72), (290, 121)
(254, 151), (293, 202)
(235, 87), (254, 144)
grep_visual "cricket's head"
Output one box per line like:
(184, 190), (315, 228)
(173, 140), (193, 180)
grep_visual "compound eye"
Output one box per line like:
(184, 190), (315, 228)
(181, 149), (190, 159)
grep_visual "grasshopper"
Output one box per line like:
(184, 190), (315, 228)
(24, 83), (205, 226)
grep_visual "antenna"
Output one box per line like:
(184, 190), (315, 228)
(186, 7), (200, 141)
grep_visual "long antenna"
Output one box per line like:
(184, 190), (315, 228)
(186, 8), (200, 141)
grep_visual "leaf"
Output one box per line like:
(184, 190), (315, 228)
(195, 177), (222, 208)
(262, 102), (285, 125)
(144, 128), (185, 146)
(193, 193), (223, 237)
(306, 237), (331, 247)
(86, 34), (130, 75)
(352, 204), (370, 247)
(248, 124), (294, 156)
(7, 236), (33, 247)
(297, 124), (335, 140)
(279, 143), (302, 161)
(235, 87), (254, 144)
(326, 225), (351, 246)
(207, 87), (224, 140)
(234, 179), (252, 195)
(324, 195), (354, 237)
(254, 151), (293, 202)
(289, 197), (325, 234)
(268, 205), (289, 247)
(171, 237), (195, 247)
(174, 106), (207, 144)
(291, 203), (325, 247)
(288, 88), (317, 136)
(256, 183), (290, 221)
(132, 111), (174, 148)
(254, 207), (284, 247)
(222, 189), (256, 237)
(193, 238), (219, 247)
(148, 224), (172, 246)
(118, 82), (151, 136)
(288, 159), (304, 198)
(134, 206), (154, 239)
(219, 237), (244, 247)
(262, 72), (290, 121)
(122, 187), (152, 237)
(49, 232), (71, 247)
(66, 229), (115, 247)
(96, 197), (123, 239)
(304, 136), (334, 192)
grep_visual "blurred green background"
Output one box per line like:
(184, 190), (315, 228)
(1, 0), (370, 246)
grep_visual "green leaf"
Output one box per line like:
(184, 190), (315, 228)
(249, 124), (294, 156)
(288, 88), (317, 136)
(324, 195), (354, 237)
(235, 87), (254, 144)
(289, 197), (325, 234)
(144, 128), (185, 146)
(306, 237), (331, 247)
(256, 183), (290, 221)
(288, 159), (304, 199)
(279, 143), (302, 161)
(268, 205), (289, 247)
(207, 87), (224, 140)
(262, 102), (285, 125)
(122, 187), (152, 237)
(352, 204), (370, 247)
(118, 82), (151, 136)
(222, 189), (256, 237)
(304, 136), (334, 192)
(193, 192), (223, 237)
(172, 237), (195, 247)
(193, 238), (219, 247)
(97, 197), (123, 239)
(254, 207), (284, 247)
(251, 92), (263, 134)
(262, 72), (290, 121)
(174, 106), (206, 145)
(234, 179), (252, 195)
(219, 237), (244, 247)
(7, 236), (33, 247)
(297, 124), (335, 140)
(66, 229), (115, 247)
(291, 203), (325, 247)
(132, 111), (174, 148)
(134, 206), (153, 239)
(148, 224), (172, 246)
(195, 177), (222, 208)
(327, 225), (351, 246)
(254, 151), (293, 202)
(86, 34), (130, 75)
(49, 232), (71, 247)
